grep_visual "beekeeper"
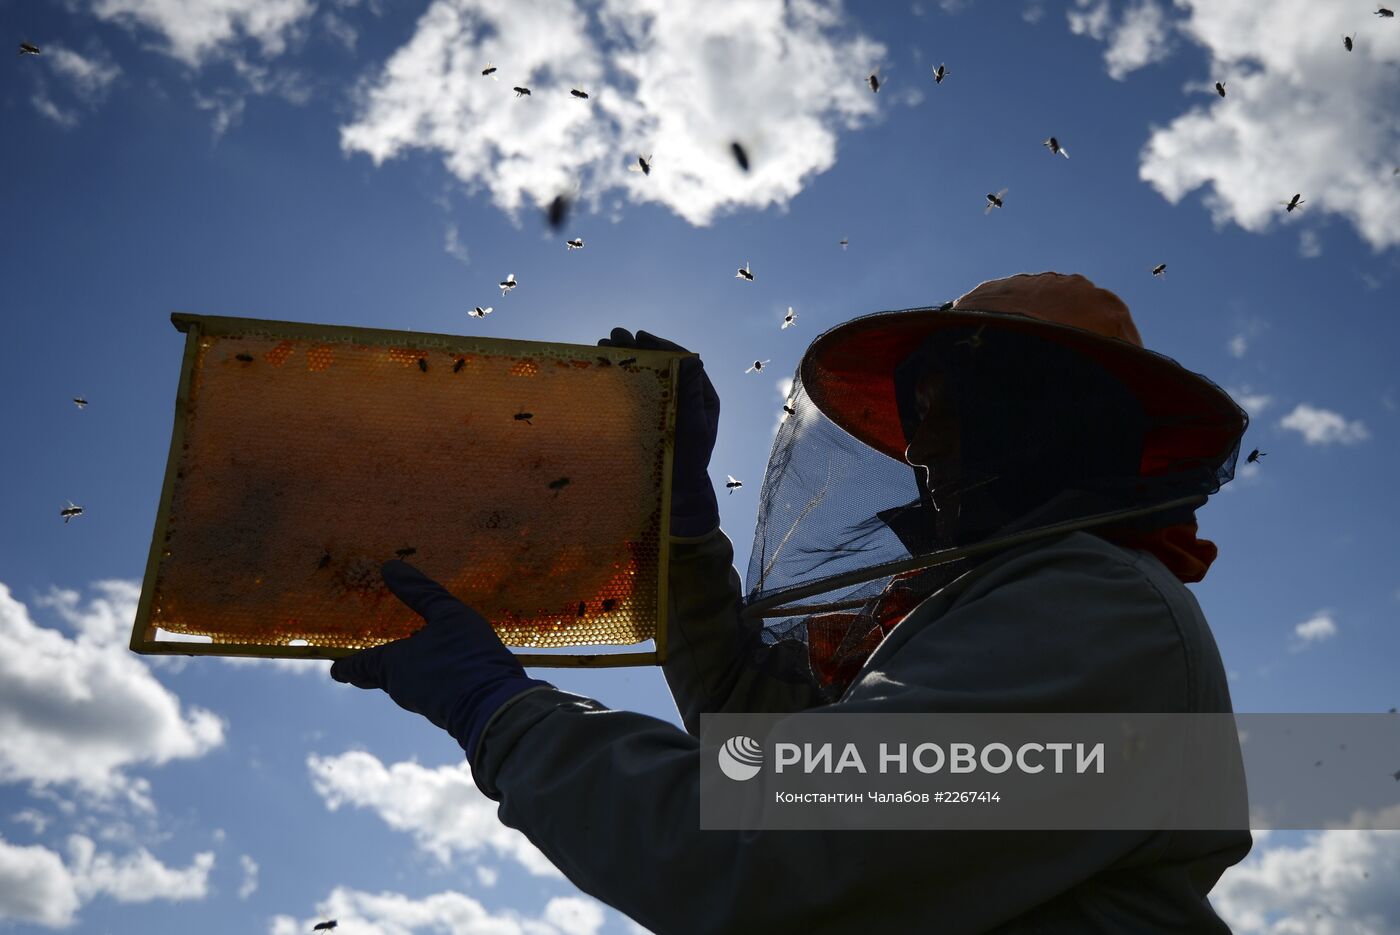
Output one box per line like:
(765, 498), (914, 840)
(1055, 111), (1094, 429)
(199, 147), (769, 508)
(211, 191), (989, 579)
(331, 272), (1252, 934)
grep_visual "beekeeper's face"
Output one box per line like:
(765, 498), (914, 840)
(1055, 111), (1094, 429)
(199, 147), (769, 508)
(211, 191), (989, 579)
(903, 365), (960, 489)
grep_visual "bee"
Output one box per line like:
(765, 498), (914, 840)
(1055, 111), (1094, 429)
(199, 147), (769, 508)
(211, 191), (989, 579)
(1344, 34), (1354, 51)
(1246, 448), (1265, 464)
(499, 273), (516, 296)
(731, 142), (750, 172)
(72, 397), (88, 409)
(782, 307), (798, 329)
(1215, 81), (1226, 97)
(866, 67), (880, 93)
(570, 88), (589, 99)
(395, 547), (417, 560)
(313, 922), (338, 932)
(453, 358), (466, 373)
(725, 475), (743, 494)
(932, 63), (949, 84)
(18, 42), (40, 55)
(236, 352), (254, 362)
(417, 358), (428, 372)
(318, 551), (332, 569)
(514, 411), (534, 425)
(513, 86), (531, 97)
(735, 261), (754, 282)
(618, 356), (637, 367)
(629, 154), (653, 176)
(61, 500), (84, 523)
(1043, 136), (1069, 158)
(1376, 6), (1394, 16)
(1280, 193), (1304, 212)
(576, 600), (586, 617)
(1151, 263), (1167, 279)
(601, 598), (616, 611)
(782, 404), (796, 419)
(548, 476), (570, 491)
(468, 306), (493, 318)
(984, 188), (1008, 214)
(566, 237), (584, 250)
(481, 63), (498, 79)
(839, 238), (848, 250)
(546, 193), (571, 231)
(745, 359), (771, 373)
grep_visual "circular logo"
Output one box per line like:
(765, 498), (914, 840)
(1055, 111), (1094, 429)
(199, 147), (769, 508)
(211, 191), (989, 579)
(718, 735), (763, 781)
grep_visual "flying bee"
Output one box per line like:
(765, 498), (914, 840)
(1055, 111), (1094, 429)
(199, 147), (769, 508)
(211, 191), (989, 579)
(72, 397), (87, 409)
(417, 357), (428, 372)
(984, 188), (1008, 214)
(481, 63), (498, 79)
(395, 546), (417, 560)
(576, 600), (586, 617)
(618, 356), (637, 367)
(548, 476), (570, 491)
(601, 598), (616, 611)
(513, 86), (531, 97)
(18, 42), (40, 55)
(236, 352), (254, 362)
(514, 411), (534, 425)
(318, 551), (332, 569)
(725, 475), (743, 494)
(60, 500), (84, 523)
(1043, 136), (1069, 158)
(1281, 193), (1304, 212)
(566, 237), (584, 250)
(782, 404), (796, 418)
(1215, 81), (1226, 97)
(866, 67), (880, 93)
(313, 922), (338, 932)
(1151, 263), (1167, 278)
(1344, 34), (1354, 51)
(745, 359), (771, 373)
(735, 261), (754, 282)
(629, 154), (653, 176)
(932, 63), (949, 84)
(1376, 6), (1394, 16)
(782, 307), (798, 329)
(499, 273), (516, 296)
(453, 358), (466, 372)
(839, 238), (848, 250)
(731, 142), (750, 172)
(546, 193), (571, 231)
(468, 306), (493, 318)
(570, 88), (589, 99)
(1246, 448), (1266, 463)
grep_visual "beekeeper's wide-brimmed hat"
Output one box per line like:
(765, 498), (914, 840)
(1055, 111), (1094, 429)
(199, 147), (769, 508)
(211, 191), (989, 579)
(801, 271), (1246, 481)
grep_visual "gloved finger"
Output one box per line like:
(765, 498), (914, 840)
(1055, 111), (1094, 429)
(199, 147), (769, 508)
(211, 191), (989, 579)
(380, 560), (475, 627)
(597, 327), (635, 348)
(330, 643), (389, 690)
(633, 330), (690, 354)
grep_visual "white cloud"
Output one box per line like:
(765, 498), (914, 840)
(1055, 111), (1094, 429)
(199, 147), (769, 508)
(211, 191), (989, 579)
(1227, 334), (1248, 357)
(1132, 0), (1400, 251)
(1291, 611), (1337, 650)
(10, 810), (49, 837)
(307, 751), (558, 876)
(238, 854), (258, 900)
(474, 864), (498, 887)
(1279, 404), (1370, 446)
(47, 48), (121, 101)
(0, 836), (80, 928)
(1299, 229), (1322, 259)
(339, 0), (884, 226)
(444, 222), (471, 266)
(270, 888), (609, 935)
(91, 0), (317, 66)
(1067, 0), (1112, 41)
(1023, 1), (1046, 25)
(1211, 831), (1400, 934)
(1226, 386), (1272, 415)
(0, 582), (224, 804)
(30, 90), (79, 128)
(1103, 1), (1173, 80)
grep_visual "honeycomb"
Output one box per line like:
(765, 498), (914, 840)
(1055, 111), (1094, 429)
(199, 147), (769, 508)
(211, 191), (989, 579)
(133, 314), (677, 662)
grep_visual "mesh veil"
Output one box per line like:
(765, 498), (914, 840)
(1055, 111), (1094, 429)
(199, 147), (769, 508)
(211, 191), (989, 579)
(742, 309), (1246, 701)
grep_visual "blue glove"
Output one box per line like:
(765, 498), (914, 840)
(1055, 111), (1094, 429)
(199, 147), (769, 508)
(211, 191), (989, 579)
(599, 328), (721, 537)
(330, 561), (553, 765)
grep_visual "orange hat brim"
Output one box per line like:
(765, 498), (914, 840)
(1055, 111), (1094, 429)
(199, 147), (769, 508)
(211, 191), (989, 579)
(800, 307), (1247, 480)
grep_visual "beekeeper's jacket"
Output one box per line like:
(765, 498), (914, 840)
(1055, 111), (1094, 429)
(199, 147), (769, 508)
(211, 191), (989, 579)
(472, 525), (1253, 934)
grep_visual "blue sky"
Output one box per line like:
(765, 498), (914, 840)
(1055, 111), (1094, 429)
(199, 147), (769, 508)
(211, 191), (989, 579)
(2, 0), (1399, 932)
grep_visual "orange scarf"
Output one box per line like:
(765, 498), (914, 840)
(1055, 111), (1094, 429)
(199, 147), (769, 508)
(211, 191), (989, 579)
(1092, 518), (1218, 583)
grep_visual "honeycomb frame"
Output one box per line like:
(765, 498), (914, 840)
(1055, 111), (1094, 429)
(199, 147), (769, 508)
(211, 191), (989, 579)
(129, 312), (679, 667)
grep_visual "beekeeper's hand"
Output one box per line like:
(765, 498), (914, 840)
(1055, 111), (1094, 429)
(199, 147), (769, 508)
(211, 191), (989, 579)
(599, 328), (721, 537)
(330, 560), (552, 764)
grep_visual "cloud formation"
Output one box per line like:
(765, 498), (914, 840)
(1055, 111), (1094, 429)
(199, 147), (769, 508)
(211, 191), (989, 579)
(1068, 0), (1173, 80)
(1291, 611), (1338, 650)
(90, 0), (316, 66)
(269, 887), (607, 935)
(1279, 404), (1370, 446)
(307, 750), (558, 876)
(339, 0), (884, 226)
